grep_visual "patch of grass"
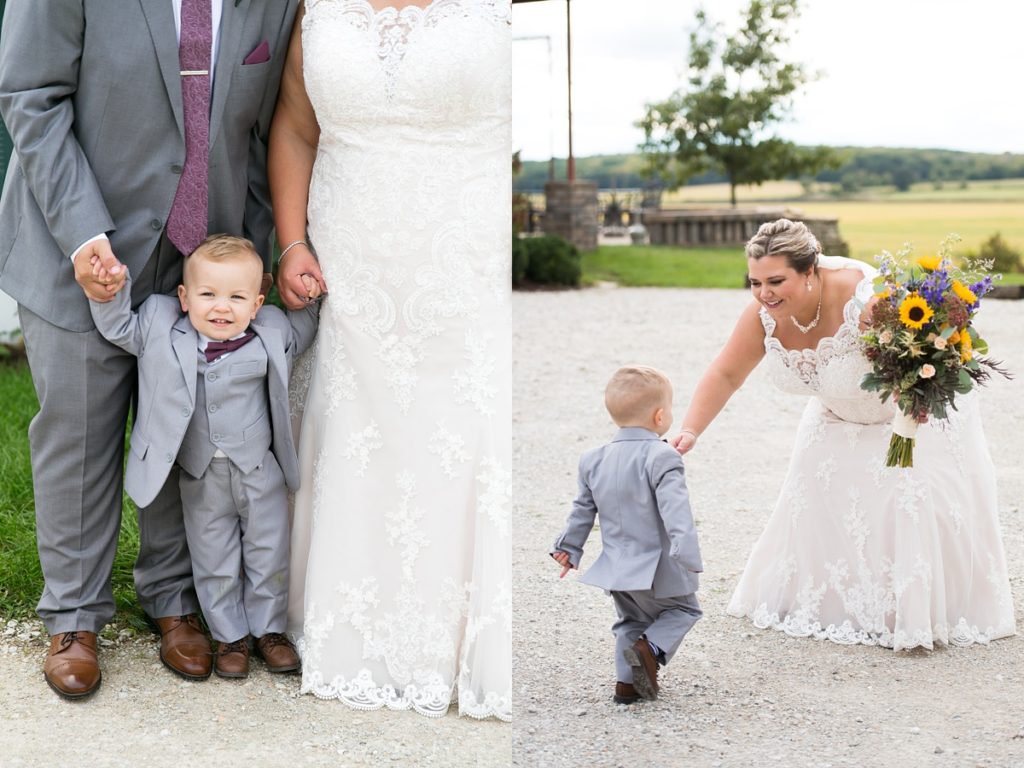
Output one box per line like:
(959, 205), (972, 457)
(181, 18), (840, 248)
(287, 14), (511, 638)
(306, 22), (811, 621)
(583, 245), (751, 288)
(0, 362), (145, 627)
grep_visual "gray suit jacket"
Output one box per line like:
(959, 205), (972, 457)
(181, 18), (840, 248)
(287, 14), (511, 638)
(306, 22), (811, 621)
(0, 0), (299, 331)
(553, 427), (703, 598)
(89, 280), (318, 508)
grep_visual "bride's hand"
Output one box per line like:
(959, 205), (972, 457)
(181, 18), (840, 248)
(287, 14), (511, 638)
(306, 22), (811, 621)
(670, 430), (698, 455)
(277, 244), (328, 309)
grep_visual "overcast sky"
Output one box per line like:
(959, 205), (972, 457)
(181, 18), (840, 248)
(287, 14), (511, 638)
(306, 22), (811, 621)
(511, 0), (1024, 160)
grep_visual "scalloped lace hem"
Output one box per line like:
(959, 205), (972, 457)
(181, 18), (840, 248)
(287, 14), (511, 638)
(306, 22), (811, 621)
(730, 603), (1016, 651)
(299, 668), (511, 721)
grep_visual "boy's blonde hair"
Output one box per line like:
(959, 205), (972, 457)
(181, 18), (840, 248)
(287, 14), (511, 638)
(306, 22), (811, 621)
(604, 365), (672, 426)
(183, 233), (263, 285)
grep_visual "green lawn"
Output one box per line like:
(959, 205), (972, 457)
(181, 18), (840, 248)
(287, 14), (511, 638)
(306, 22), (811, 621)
(583, 245), (750, 288)
(584, 244), (1024, 289)
(0, 362), (144, 626)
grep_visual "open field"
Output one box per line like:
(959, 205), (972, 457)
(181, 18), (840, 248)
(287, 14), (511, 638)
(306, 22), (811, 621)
(797, 201), (1024, 262)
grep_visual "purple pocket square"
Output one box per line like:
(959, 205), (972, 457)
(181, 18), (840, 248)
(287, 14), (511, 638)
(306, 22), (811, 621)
(243, 40), (270, 65)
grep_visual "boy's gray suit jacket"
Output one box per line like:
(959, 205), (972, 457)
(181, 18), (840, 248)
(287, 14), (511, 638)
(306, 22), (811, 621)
(553, 427), (703, 598)
(89, 280), (318, 508)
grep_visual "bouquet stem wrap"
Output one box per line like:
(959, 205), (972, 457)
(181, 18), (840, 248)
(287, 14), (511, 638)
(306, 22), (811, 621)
(887, 411), (919, 468)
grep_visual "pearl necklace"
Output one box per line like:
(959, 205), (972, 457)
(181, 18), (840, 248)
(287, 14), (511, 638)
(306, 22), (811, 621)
(790, 275), (823, 334)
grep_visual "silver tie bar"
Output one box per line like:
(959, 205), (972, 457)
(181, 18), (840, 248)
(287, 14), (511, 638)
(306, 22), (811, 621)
(180, 70), (209, 76)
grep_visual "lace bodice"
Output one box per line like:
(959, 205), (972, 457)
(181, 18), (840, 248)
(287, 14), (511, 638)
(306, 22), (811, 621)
(760, 255), (893, 425)
(303, 0), (510, 124)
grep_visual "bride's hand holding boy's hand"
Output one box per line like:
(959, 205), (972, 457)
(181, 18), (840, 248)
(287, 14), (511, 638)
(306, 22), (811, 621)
(670, 429), (698, 455)
(277, 243), (327, 309)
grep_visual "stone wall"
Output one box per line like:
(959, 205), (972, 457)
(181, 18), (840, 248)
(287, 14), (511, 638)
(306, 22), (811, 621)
(644, 207), (849, 256)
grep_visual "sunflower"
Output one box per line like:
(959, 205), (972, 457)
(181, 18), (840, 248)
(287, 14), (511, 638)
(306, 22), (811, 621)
(916, 255), (941, 271)
(959, 329), (973, 363)
(951, 280), (977, 305)
(898, 293), (934, 330)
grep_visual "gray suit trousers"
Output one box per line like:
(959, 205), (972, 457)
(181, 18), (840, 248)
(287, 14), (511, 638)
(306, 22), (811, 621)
(20, 275), (197, 633)
(611, 589), (702, 684)
(179, 454), (290, 643)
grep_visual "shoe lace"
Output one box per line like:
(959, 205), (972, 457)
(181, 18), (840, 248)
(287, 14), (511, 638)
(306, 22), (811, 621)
(221, 638), (249, 654)
(59, 631), (81, 649)
(259, 633), (290, 649)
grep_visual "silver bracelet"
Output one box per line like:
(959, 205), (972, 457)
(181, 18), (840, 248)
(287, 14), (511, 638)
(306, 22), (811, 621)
(279, 240), (308, 259)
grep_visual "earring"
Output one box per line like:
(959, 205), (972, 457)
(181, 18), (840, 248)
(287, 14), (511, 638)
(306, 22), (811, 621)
(806, 280), (812, 292)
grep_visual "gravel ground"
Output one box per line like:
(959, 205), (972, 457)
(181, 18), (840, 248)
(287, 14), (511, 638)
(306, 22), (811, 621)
(0, 620), (509, 766)
(511, 285), (1024, 768)
(0, 621), (509, 767)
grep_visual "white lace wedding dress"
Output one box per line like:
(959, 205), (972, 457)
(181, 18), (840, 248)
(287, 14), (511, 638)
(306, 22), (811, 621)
(286, 0), (511, 719)
(727, 255), (1015, 651)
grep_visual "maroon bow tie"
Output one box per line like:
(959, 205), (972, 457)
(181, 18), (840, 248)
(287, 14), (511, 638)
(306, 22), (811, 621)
(204, 330), (255, 362)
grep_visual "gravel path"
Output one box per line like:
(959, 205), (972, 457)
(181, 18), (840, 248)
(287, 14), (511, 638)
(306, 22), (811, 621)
(0, 621), (508, 767)
(511, 285), (1024, 768)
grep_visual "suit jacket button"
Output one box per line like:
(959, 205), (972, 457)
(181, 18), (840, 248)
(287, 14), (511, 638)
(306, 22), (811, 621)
(207, 372), (217, 381)
(181, 407), (190, 417)
(212, 433), (222, 442)
(208, 404), (218, 413)
(171, 164), (183, 174)
(150, 218), (162, 230)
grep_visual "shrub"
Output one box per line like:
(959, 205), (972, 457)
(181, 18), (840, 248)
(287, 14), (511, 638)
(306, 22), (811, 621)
(512, 236), (529, 286)
(976, 232), (1023, 274)
(522, 235), (581, 287)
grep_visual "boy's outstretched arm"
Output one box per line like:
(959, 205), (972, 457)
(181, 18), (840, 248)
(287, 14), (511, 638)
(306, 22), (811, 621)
(652, 449), (704, 573)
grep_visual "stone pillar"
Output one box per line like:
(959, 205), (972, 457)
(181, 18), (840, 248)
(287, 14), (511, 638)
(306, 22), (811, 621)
(543, 180), (599, 252)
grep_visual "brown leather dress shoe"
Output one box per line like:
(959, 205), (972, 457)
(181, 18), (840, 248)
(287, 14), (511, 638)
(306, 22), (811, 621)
(152, 614), (212, 681)
(613, 681), (640, 705)
(254, 633), (300, 673)
(44, 631), (101, 700)
(215, 637), (250, 679)
(622, 636), (659, 700)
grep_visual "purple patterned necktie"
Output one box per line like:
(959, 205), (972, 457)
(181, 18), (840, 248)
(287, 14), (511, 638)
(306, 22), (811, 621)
(166, 0), (213, 256)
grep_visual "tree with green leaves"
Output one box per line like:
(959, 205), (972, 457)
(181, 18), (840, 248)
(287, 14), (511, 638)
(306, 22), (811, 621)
(638, 0), (836, 207)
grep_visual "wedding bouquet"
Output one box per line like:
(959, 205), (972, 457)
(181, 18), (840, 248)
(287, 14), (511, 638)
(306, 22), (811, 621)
(860, 237), (1009, 467)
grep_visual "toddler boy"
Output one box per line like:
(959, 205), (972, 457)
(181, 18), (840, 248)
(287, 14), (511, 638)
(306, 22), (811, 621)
(552, 365), (703, 703)
(90, 234), (318, 678)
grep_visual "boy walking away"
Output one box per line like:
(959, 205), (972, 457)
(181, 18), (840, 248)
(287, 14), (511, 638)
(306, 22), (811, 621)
(551, 366), (703, 703)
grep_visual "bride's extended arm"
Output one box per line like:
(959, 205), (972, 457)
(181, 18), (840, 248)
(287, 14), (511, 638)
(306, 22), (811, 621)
(268, 2), (324, 310)
(673, 301), (767, 454)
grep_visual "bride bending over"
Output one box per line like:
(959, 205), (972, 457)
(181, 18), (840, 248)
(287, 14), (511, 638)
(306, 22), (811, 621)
(673, 218), (1015, 650)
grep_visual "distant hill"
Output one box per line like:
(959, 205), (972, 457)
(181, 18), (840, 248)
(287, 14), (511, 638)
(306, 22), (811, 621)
(514, 148), (1024, 193)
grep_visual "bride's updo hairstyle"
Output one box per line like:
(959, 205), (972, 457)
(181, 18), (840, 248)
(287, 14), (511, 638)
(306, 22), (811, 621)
(745, 218), (821, 274)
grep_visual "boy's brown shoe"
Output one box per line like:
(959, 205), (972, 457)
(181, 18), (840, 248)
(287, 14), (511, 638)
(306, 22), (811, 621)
(255, 633), (300, 673)
(215, 637), (250, 678)
(44, 631), (101, 700)
(622, 636), (659, 700)
(613, 681), (641, 704)
(152, 614), (213, 680)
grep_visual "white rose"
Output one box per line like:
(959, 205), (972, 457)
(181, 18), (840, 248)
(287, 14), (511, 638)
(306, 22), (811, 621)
(919, 364), (936, 379)
(933, 336), (948, 350)
(879, 329), (893, 344)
